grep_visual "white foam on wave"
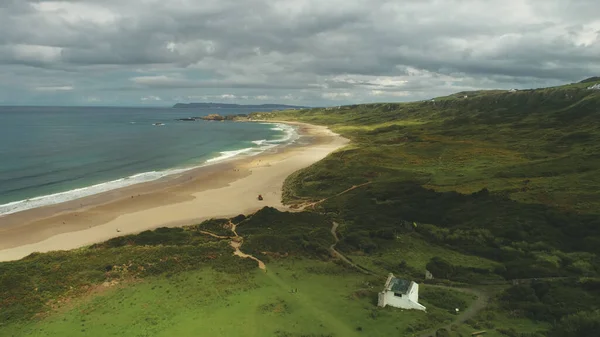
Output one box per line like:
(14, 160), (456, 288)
(262, 123), (299, 144)
(0, 168), (190, 216)
(0, 123), (300, 217)
(206, 123), (298, 164)
(205, 147), (257, 163)
(252, 139), (268, 145)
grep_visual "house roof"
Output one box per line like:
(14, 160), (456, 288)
(389, 278), (411, 294)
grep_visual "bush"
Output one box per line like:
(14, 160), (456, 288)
(548, 310), (600, 337)
(421, 288), (467, 311)
(237, 207), (334, 258)
(496, 327), (519, 337)
(500, 281), (600, 323)
(0, 228), (250, 324)
(435, 328), (450, 337)
(426, 257), (455, 280)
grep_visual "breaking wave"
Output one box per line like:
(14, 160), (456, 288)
(0, 123), (299, 216)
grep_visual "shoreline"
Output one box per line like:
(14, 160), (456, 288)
(0, 121), (349, 262)
(0, 121), (297, 217)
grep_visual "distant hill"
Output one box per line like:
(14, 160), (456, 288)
(172, 103), (308, 109)
(579, 76), (600, 83)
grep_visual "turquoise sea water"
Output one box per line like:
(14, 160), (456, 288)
(0, 106), (294, 215)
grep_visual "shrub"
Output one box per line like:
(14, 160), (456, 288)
(435, 328), (450, 337)
(548, 310), (600, 337)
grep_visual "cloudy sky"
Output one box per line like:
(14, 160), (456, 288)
(1, 0), (599, 106)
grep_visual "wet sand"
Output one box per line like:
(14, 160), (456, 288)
(0, 122), (348, 262)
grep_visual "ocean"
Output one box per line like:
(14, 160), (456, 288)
(0, 106), (296, 216)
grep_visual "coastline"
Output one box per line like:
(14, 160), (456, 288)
(0, 122), (297, 216)
(0, 121), (349, 262)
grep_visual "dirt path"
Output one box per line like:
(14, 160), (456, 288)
(417, 285), (490, 337)
(299, 182), (372, 210)
(197, 219), (266, 271)
(329, 222), (378, 276)
(228, 220), (239, 237)
(229, 222), (266, 270)
(198, 230), (232, 240)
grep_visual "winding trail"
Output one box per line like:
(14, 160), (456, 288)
(197, 219), (266, 271)
(329, 222), (378, 276)
(299, 182), (372, 210)
(416, 285), (490, 337)
(229, 222), (266, 270)
(198, 230), (232, 240)
(228, 220), (239, 237)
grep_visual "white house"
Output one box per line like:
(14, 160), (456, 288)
(377, 273), (426, 311)
(587, 83), (600, 90)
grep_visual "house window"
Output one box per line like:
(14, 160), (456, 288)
(394, 292), (403, 297)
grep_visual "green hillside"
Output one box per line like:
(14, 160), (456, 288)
(2, 79), (600, 337)
(257, 78), (600, 335)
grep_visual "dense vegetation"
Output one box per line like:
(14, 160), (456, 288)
(235, 206), (334, 260)
(2, 79), (600, 336)
(0, 226), (256, 324)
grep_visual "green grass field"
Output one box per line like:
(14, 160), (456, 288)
(1, 259), (477, 337)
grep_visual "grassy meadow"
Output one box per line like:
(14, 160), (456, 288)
(2, 259), (479, 337)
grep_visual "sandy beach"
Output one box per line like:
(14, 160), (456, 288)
(0, 122), (348, 262)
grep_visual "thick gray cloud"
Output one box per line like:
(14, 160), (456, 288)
(0, 0), (599, 106)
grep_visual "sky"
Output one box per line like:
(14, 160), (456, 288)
(1, 0), (599, 107)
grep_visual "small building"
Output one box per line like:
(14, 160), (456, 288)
(377, 273), (426, 311)
(587, 83), (600, 90)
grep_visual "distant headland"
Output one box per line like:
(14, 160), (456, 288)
(172, 103), (308, 109)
